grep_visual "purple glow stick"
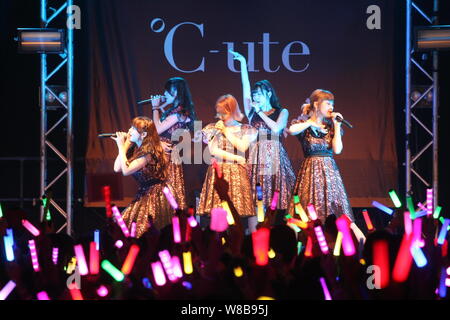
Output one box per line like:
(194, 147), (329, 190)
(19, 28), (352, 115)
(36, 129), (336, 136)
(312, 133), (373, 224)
(163, 186), (178, 210)
(74, 244), (89, 276)
(270, 190), (279, 210)
(172, 216), (181, 243)
(28, 240), (40, 272)
(0, 281), (16, 300)
(319, 277), (332, 300)
(112, 206), (130, 238)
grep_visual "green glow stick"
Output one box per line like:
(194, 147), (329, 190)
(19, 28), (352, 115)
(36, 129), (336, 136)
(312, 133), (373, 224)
(0, 203), (3, 218)
(285, 214), (293, 220)
(45, 208), (51, 221)
(288, 223), (301, 233)
(433, 206), (442, 219)
(388, 190), (402, 208)
(293, 195), (300, 204)
(406, 196), (416, 219)
(297, 242), (303, 255)
(101, 260), (124, 282)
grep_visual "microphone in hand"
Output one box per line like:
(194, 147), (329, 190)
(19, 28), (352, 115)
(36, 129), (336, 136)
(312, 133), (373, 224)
(98, 133), (117, 138)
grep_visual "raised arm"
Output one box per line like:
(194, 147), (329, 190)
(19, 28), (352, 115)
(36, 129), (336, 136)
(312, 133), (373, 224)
(151, 95), (180, 135)
(111, 132), (149, 176)
(230, 50), (252, 118)
(288, 119), (313, 135)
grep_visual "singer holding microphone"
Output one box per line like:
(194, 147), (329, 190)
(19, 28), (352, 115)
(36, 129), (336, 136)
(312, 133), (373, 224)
(287, 89), (354, 223)
(111, 116), (174, 237)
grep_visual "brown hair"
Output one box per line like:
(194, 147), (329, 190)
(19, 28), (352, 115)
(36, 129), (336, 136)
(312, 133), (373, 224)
(127, 116), (168, 180)
(301, 89), (335, 118)
(215, 94), (244, 122)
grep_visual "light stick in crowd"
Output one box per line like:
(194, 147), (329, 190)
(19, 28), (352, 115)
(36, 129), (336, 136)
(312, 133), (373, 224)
(270, 190), (279, 211)
(52, 247), (59, 265)
(89, 242), (99, 275)
(306, 204), (318, 221)
(410, 242), (427, 268)
(404, 212), (412, 235)
(373, 240), (390, 288)
(142, 277), (152, 289)
(115, 240), (123, 249)
(28, 240), (40, 272)
(372, 201), (393, 215)
(101, 260), (125, 282)
(439, 267), (447, 298)
(121, 244), (140, 275)
(74, 244), (89, 276)
(182, 251), (193, 275)
(22, 219), (40, 236)
(66, 257), (77, 274)
(287, 218), (308, 229)
(426, 188), (433, 216)
(210, 207), (229, 232)
(362, 209), (374, 231)
(293, 196), (309, 222)
(172, 216), (181, 243)
(388, 189), (402, 208)
(187, 215), (198, 228)
(0, 281), (16, 300)
(336, 216), (356, 256)
(333, 232), (343, 256)
(94, 229), (100, 250)
(151, 261), (167, 286)
(171, 256), (183, 279)
(406, 196), (416, 219)
(4, 228), (14, 262)
(130, 222), (136, 238)
(417, 202), (426, 212)
(159, 250), (177, 282)
(70, 288), (83, 300)
(252, 228), (270, 266)
(287, 223), (301, 233)
(319, 277), (332, 300)
(413, 218), (424, 247)
(112, 206), (130, 238)
(314, 225), (329, 254)
(268, 248), (276, 259)
(256, 184), (263, 201)
(97, 286), (109, 297)
(304, 236), (313, 257)
(433, 206), (442, 219)
(234, 266), (243, 277)
(0, 203), (3, 218)
(414, 210), (427, 219)
(437, 219), (450, 245)
(297, 242), (303, 255)
(221, 201), (235, 225)
(350, 223), (366, 244)
(37, 291), (50, 300)
(257, 200), (264, 223)
(102, 186), (112, 218)
(163, 186), (178, 210)
(392, 234), (413, 282)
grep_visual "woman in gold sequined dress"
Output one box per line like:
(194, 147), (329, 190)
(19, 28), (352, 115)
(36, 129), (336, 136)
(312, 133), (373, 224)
(287, 89), (354, 223)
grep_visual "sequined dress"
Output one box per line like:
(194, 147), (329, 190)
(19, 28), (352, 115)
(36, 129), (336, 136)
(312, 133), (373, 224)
(159, 108), (190, 209)
(248, 108), (296, 210)
(197, 123), (256, 217)
(287, 119), (354, 223)
(121, 161), (174, 237)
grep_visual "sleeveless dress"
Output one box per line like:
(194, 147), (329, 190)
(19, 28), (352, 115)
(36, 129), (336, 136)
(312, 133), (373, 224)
(287, 118), (354, 223)
(196, 123), (256, 217)
(248, 108), (296, 210)
(159, 108), (190, 210)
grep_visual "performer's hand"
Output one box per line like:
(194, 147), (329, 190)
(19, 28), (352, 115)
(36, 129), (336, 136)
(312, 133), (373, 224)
(112, 131), (127, 147)
(151, 95), (163, 109)
(214, 120), (225, 133)
(229, 50), (246, 64)
(251, 101), (261, 114)
(331, 112), (343, 126)
(164, 91), (176, 105)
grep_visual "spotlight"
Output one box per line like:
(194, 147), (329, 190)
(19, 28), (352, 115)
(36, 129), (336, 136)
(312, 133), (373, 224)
(42, 85), (67, 109)
(16, 28), (65, 54)
(414, 25), (450, 51)
(410, 85), (433, 108)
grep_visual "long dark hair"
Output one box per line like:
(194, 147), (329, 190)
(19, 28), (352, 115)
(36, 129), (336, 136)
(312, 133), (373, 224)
(252, 80), (282, 109)
(161, 77), (197, 130)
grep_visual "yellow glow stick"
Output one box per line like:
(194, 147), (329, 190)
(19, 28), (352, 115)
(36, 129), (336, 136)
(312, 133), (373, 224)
(182, 251), (193, 275)
(257, 200), (264, 222)
(221, 201), (235, 225)
(333, 232), (343, 256)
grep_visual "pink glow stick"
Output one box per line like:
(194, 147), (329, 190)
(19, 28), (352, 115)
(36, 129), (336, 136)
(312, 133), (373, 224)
(130, 222), (136, 238)
(163, 186), (178, 210)
(112, 206), (130, 238)
(97, 285), (108, 297)
(270, 190), (279, 211)
(22, 219), (40, 237)
(336, 216), (356, 256)
(426, 188), (433, 216)
(89, 241), (100, 275)
(0, 281), (16, 300)
(159, 250), (177, 282)
(413, 218), (424, 247)
(151, 261), (167, 286)
(37, 291), (50, 300)
(172, 216), (181, 243)
(121, 244), (140, 275)
(74, 244), (89, 276)
(187, 215), (198, 228)
(28, 240), (40, 272)
(171, 255), (183, 279)
(319, 277), (332, 300)
(210, 207), (229, 232)
(314, 225), (329, 254)
(306, 204), (318, 221)
(70, 288), (83, 300)
(373, 240), (390, 288)
(404, 211), (412, 235)
(114, 240), (123, 249)
(252, 228), (270, 266)
(52, 247), (59, 265)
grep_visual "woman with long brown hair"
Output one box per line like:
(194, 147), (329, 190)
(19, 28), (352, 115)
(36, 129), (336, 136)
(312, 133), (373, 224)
(112, 116), (173, 237)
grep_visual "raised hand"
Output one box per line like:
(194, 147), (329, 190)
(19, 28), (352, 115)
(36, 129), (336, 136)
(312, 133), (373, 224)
(111, 131), (128, 147)
(229, 50), (246, 64)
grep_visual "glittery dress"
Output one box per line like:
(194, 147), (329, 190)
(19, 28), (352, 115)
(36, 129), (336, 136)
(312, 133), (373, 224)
(248, 108), (296, 210)
(197, 123), (256, 217)
(287, 118), (354, 223)
(159, 108), (190, 210)
(121, 160), (174, 238)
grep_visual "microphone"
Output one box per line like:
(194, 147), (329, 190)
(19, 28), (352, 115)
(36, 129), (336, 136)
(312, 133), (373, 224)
(137, 95), (165, 105)
(98, 133), (117, 138)
(335, 115), (353, 128)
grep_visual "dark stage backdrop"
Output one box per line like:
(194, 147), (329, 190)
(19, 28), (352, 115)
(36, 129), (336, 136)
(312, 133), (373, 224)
(84, 0), (397, 207)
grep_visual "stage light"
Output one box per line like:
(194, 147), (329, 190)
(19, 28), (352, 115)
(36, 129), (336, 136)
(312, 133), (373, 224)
(16, 28), (65, 54)
(414, 25), (450, 51)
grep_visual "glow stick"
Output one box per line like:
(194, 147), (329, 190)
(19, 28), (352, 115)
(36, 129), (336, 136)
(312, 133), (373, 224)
(102, 185), (112, 218)
(372, 201), (393, 215)
(336, 216), (355, 256)
(406, 196), (416, 219)
(0, 281), (16, 300)
(112, 206), (130, 237)
(414, 210), (427, 218)
(362, 209), (374, 231)
(22, 219), (40, 236)
(306, 204), (318, 221)
(433, 206), (442, 219)
(257, 296), (275, 300)
(297, 242), (303, 255)
(392, 234), (413, 282)
(285, 214), (292, 219)
(182, 281), (193, 290)
(185, 223), (192, 242)
(210, 207), (229, 232)
(222, 237), (226, 245)
(182, 251), (193, 275)
(404, 212), (412, 235)
(410, 242), (427, 268)
(101, 260), (124, 282)
(437, 219), (450, 245)
(446, 278), (450, 288)
(268, 248), (276, 259)
(4, 228), (14, 262)
(45, 208), (51, 221)
(142, 277), (153, 289)
(211, 158), (222, 179)
(221, 201), (235, 225)
(74, 244), (89, 276)
(256, 184), (263, 201)
(52, 247), (59, 265)
(66, 257), (77, 274)
(439, 267), (447, 298)
(373, 240), (390, 288)
(304, 236), (313, 257)
(163, 186), (178, 210)
(350, 223), (366, 244)
(257, 200), (264, 223)
(333, 232), (343, 256)
(314, 225), (329, 254)
(0, 203), (3, 218)
(97, 285), (108, 297)
(172, 216), (181, 243)
(151, 261), (167, 286)
(89, 242), (99, 275)
(28, 240), (40, 272)
(70, 288), (83, 300)
(447, 266), (450, 276)
(294, 202), (309, 222)
(171, 255), (183, 279)
(442, 240), (448, 257)
(94, 229), (100, 250)
(287, 218), (308, 229)
(115, 240), (123, 249)
(37, 291), (50, 300)
(234, 266), (243, 277)
(159, 250), (177, 282)
(252, 228), (270, 266)
(413, 218), (423, 246)
(319, 277), (332, 300)
(270, 190), (279, 210)
(121, 244), (140, 275)
(416, 202), (426, 211)
(388, 189), (402, 208)
(287, 223), (301, 233)
(130, 222), (136, 238)
(426, 188), (433, 216)
(187, 215), (198, 228)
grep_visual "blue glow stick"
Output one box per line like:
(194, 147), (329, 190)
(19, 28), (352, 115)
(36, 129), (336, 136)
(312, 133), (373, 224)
(4, 230), (14, 262)
(414, 210), (427, 219)
(256, 184), (263, 201)
(439, 267), (447, 298)
(410, 243), (427, 268)
(437, 219), (450, 245)
(94, 230), (100, 251)
(372, 201), (394, 215)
